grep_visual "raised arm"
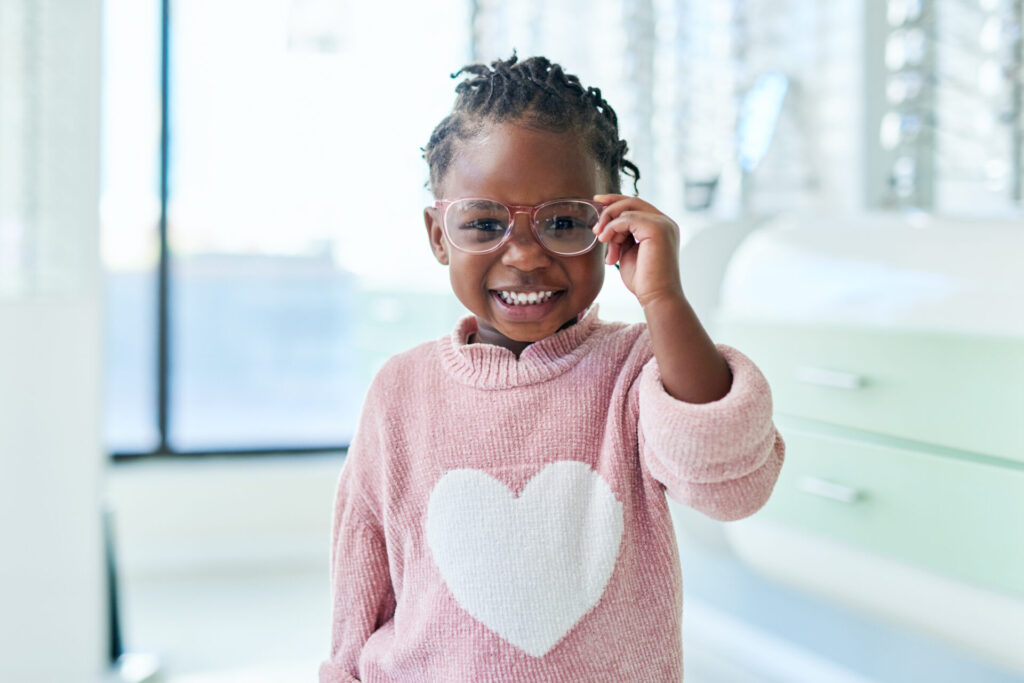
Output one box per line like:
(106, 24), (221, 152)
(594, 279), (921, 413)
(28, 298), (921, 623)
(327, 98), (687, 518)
(592, 194), (731, 404)
(593, 195), (783, 519)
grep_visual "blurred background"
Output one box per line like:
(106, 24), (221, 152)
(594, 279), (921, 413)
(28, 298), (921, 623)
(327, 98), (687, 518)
(1, 0), (1022, 681)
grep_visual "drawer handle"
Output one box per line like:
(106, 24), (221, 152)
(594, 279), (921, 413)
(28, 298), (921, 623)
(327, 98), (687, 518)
(796, 366), (866, 390)
(797, 476), (862, 503)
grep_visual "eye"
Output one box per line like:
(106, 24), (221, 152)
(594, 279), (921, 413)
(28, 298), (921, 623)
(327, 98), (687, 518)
(460, 218), (505, 233)
(540, 214), (591, 233)
(535, 201), (600, 236)
(549, 216), (587, 231)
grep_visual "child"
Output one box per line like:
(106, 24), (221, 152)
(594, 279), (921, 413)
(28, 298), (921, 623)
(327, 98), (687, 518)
(320, 54), (784, 682)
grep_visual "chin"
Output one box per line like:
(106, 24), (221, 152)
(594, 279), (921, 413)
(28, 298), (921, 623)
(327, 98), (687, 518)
(503, 318), (575, 342)
(493, 325), (549, 343)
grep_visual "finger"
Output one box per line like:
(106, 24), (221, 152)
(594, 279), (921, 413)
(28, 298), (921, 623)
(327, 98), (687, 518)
(594, 197), (639, 232)
(593, 193), (630, 203)
(597, 211), (669, 245)
(595, 211), (636, 240)
(619, 236), (638, 261)
(598, 227), (633, 245)
(595, 204), (663, 237)
(605, 240), (620, 265)
(593, 195), (663, 231)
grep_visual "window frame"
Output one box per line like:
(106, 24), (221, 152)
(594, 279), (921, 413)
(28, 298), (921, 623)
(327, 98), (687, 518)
(110, 0), (350, 461)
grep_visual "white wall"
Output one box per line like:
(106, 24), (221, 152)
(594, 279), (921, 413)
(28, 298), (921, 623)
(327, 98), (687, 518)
(106, 454), (342, 579)
(0, 0), (107, 679)
(0, 304), (107, 679)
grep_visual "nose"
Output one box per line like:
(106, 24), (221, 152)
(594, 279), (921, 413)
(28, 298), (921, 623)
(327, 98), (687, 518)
(500, 211), (551, 270)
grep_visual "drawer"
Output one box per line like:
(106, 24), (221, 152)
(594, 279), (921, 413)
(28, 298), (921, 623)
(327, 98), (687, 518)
(719, 321), (1024, 463)
(758, 421), (1024, 597)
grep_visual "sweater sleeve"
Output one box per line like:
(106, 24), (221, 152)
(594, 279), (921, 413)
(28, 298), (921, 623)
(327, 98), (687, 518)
(319, 453), (396, 682)
(637, 343), (785, 521)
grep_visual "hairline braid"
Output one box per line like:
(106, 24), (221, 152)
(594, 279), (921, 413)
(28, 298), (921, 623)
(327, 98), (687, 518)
(422, 53), (640, 197)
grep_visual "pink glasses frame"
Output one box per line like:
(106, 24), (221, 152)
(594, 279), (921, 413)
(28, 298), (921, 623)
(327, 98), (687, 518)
(433, 197), (606, 256)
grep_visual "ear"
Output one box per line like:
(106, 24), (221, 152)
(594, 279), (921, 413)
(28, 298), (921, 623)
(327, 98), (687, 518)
(424, 206), (449, 265)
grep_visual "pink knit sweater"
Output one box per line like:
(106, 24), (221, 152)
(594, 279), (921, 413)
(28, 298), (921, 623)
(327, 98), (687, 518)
(320, 305), (784, 682)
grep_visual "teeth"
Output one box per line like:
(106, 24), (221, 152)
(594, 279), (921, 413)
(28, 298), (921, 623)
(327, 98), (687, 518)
(497, 290), (557, 306)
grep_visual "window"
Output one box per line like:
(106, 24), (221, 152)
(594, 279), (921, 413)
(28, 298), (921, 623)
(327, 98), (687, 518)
(102, 0), (471, 456)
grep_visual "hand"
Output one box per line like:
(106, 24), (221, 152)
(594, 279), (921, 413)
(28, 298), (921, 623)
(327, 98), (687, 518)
(592, 194), (684, 308)
(594, 194), (730, 403)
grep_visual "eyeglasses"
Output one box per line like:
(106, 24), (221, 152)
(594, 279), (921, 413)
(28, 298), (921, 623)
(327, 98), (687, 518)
(434, 197), (605, 256)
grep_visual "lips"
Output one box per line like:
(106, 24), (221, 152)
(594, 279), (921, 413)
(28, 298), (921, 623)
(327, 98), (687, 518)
(494, 290), (558, 306)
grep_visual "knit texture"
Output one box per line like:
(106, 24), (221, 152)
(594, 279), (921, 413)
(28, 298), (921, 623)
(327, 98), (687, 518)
(320, 305), (785, 682)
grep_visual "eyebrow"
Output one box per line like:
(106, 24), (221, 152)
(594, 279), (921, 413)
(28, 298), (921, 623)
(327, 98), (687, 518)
(459, 199), (504, 211)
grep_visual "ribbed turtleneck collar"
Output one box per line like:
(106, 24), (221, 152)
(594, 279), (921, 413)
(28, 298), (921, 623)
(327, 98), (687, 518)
(438, 305), (606, 389)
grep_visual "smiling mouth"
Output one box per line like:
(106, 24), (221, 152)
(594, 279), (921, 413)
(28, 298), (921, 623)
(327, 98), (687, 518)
(492, 290), (561, 306)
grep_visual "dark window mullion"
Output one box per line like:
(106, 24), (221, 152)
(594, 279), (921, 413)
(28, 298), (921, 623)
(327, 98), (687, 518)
(112, 446), (346, 461)
(156, 0), (171, 454)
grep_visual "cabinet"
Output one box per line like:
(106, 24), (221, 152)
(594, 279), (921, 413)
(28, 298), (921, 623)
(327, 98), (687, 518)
(715, 213), (1024, 671)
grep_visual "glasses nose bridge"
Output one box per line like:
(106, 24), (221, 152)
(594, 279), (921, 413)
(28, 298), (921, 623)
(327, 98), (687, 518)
(500, 204), (552, 263)
(507, 204), (535, 225)
(504, 204), (539, 241)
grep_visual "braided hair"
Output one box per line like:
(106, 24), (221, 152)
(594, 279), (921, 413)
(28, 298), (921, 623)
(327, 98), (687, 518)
(423, 53), (640, 196)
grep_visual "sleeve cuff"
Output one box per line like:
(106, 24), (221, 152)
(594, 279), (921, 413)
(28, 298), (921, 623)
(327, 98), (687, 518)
(638, 343), (777, 484)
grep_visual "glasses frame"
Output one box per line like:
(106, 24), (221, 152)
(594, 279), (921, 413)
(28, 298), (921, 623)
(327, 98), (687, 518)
(434, 197), (606, 257)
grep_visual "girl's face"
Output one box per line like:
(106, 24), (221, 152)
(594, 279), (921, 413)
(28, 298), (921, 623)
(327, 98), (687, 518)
(424, 122), (608, 354)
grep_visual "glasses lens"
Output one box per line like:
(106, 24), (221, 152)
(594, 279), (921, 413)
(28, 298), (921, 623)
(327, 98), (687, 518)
(444, 199), (510, 252)
(534, 201), (600, 255)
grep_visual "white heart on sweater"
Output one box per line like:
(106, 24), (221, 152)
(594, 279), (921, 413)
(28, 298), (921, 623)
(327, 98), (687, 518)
(425, 460), (624, 657)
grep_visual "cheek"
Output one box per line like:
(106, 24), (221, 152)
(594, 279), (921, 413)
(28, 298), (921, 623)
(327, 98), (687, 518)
(591, 255), (606, 290)
(573, 249), (606, 293)
(447, 256), (488, 299)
